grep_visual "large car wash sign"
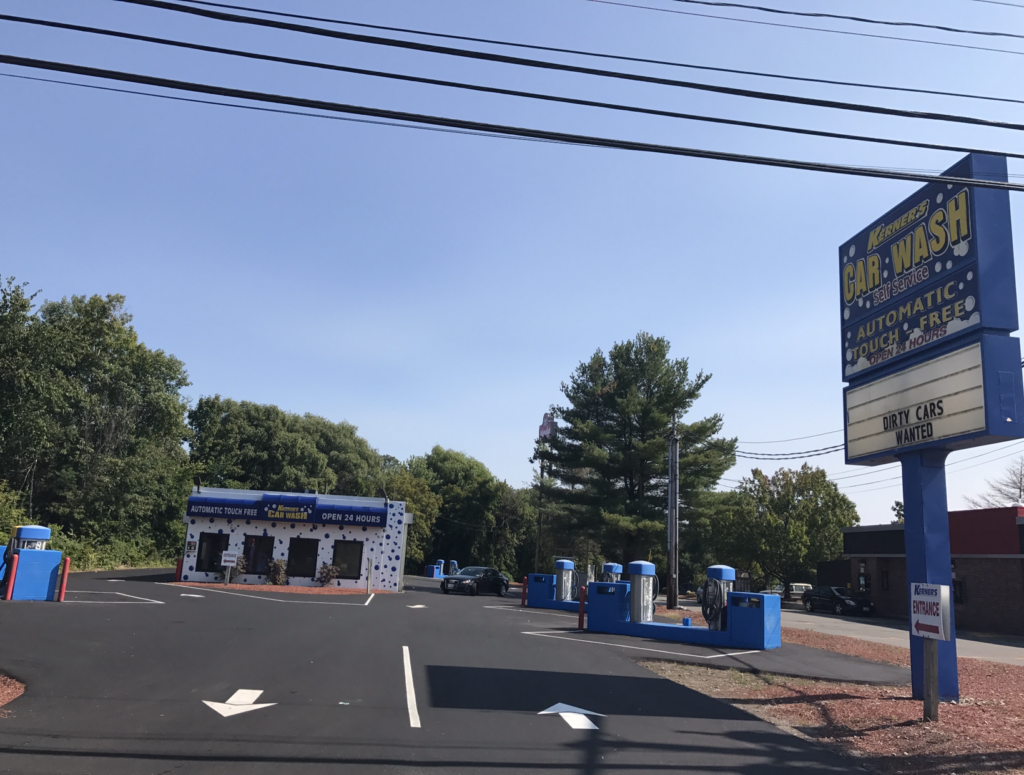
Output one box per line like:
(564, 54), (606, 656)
(841, 154), (1023, 465)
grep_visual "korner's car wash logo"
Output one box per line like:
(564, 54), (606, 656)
(840, 186), (977, 378)
(263, 503), (313, 522)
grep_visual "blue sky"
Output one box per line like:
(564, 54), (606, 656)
(3, 0), (1023, 524)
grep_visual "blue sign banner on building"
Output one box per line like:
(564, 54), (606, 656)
(186, 494), (386, 526)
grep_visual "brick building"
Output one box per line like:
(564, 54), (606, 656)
(819, 507), (1024, 636)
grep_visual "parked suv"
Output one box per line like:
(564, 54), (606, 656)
(802, 585), (875, 616)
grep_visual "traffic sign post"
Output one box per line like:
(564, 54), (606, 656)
(910, 580), (951, 720)
(221, 551), (238, 586)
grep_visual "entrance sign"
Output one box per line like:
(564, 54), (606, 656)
(839, 154), (1024, 708)
(220, 552), (239, 568)
(911, 583), (950, 641)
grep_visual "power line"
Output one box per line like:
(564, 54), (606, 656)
(10, 15), (1024, 162)
(847, 443), (1024, 494)
(735, 447), (844, 460)
(7, 55), (1024, 192)
(664, 0), (1024, 42)
(738, 429), (842, 444)
(587, 0), (1024, 58)
(833, 439), (1024, 489)
(111, 0), (1024, 133)
(971, 0), (1024, 7)
(736, 444), (845, 457)
(172, 0), (1024, 109)
(0, 72), (582, 147)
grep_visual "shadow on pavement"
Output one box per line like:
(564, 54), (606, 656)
(426, 665), (751, 721)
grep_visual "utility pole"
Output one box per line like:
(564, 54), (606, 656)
(667, 413), (679, 609)
(536, 413), (555, 572)
(535, 459), (543, 572)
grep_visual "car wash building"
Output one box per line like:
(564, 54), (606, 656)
(181, 487), (410, 590)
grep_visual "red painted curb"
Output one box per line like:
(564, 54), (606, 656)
(58, 557), (71, 602)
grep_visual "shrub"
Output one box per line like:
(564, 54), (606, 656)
(266, 559), (288, 585)
(315, 563), (341, 587)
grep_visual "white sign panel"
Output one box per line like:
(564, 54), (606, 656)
(220, 551), (239, 568)
(846, 343), (986, 461)
(910, 582), (950, 640)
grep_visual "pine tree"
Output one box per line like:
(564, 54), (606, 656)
(535, 333), (735, 570)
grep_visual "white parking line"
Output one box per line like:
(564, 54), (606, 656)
(522, 631), (758, 660)
(65, 592), (164, 604)
(402, 646), (421, 729)
(156, 583), (374, 606)
(484, 605), (578, 619)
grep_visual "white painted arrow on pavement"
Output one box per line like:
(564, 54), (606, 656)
(203, 689), (276, 717)
(539, 703), (604, 730)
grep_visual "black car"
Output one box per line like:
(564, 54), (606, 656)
(441, 566), (510, 596)
(802, 585), (875, 616)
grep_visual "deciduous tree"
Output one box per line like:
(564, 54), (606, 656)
(734, 465), (859, 598)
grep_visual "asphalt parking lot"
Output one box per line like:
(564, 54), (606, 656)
(0, 570), (876, 774)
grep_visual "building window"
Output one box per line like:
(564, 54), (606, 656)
(881, 570), (889, 592)
(332, 540), (364, 580)
(953, 578), (966, 605)
(286, 537), (320, 578)
(196, 533), (229, 573)
(243, 535), (275, 575)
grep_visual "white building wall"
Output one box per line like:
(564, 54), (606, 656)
(181, 500), (407, 591)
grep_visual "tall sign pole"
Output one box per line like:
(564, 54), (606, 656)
(839, 153), (1022, 715)
(667, 413), (679, 609)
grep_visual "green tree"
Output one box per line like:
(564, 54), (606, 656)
(481, 482), (536, 576)
(0, 285), (192, 555)
(536, 333), (736, 571)
(410, 446), (499, 568)
(891, 500), (904, 523)
(0, 481), (26, 544)
(734, 465), (859, 598)
(188, 397), (380, 496)
(383, 467), (442, 575)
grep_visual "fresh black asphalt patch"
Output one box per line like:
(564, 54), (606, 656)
(0, 569), (874, 773)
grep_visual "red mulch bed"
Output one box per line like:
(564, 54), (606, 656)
(0, 675), (25, 718)
(645, 628), (1024, 775)
(172, 582), (389, 595)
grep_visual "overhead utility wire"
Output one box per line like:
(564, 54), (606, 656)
(665, 0), (1024, 41)
(735, 443), (845, 457)
(972, 0), (1024, 7)
(10, 16), (1023, 162)
(173, 0), (1024, 109)
(6, 55), (1024, 192)
(111, 0), (1024, 134)
(739, 429), (842, 444)
(587, 0), (1024, 58)
(0, 72), (582, 148)
(737, 444), (839, 456)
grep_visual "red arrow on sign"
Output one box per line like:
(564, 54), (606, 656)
(914, 619), (940, 635)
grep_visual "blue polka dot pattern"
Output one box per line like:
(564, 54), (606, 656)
(178, 500), (408, 590)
